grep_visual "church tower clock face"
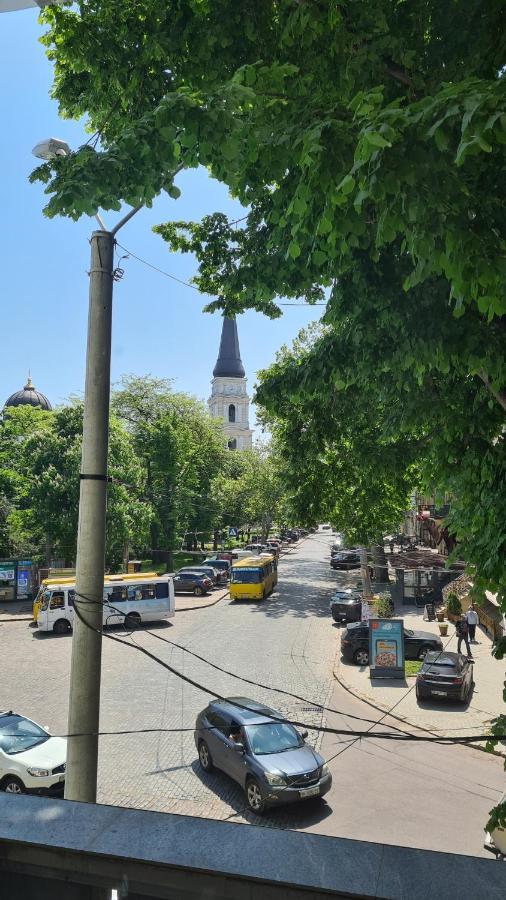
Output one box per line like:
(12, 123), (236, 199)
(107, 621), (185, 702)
(208, 317), (253, 450)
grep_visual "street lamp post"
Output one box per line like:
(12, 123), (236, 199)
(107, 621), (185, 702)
(33, 138), (141, 802)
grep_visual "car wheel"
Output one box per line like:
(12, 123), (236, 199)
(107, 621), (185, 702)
(125, 612), (141, 629)
(194, 587), (204, 597)
(245, 777), (266, 815)
(417, 646), (430, 661)
(353, 648), (369, 666)
(2, 776), (24, 794)
(53, 619), (71, 635)
(198, 740), (214, 773)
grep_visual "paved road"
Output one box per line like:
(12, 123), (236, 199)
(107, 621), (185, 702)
(1, 536), (503, 856)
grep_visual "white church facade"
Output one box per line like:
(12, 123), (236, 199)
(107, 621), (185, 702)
(208, 317), (253, 450)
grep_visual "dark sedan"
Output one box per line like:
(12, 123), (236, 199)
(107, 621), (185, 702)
(182, 565), (227, 587)
(341, 622), (443, 665)
(416, 651), (474, 703)
(331, 551), (361, 570)
(173, 571), (212, 596)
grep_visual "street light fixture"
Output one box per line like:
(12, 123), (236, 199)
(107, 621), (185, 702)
(32, 137), (142, 803)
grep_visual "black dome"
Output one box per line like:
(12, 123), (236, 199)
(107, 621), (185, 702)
(5, 376), (52, 412)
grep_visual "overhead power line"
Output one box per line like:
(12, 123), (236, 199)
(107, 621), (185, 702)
(115, 241), (327, 307)
(59, 591), (504, 747)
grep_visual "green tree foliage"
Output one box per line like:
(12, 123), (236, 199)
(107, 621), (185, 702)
(211, 445), (287, 540)
(112, 376), (226, 556)
(0, 404), (150, 567)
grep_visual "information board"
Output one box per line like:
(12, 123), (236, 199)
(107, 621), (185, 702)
(369, 618), (404, 679)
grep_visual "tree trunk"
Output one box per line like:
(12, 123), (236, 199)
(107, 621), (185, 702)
(371, 542), (389, 583)
(213, 529), (219, 552)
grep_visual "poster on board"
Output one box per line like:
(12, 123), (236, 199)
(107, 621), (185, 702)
(369, 619), (404, 679)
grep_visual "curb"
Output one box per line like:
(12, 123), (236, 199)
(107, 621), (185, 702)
(333, 663), (505, 758)
(0, 615), (33, 623)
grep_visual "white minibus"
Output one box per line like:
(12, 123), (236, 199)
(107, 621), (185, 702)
(36, 573), (174, 634)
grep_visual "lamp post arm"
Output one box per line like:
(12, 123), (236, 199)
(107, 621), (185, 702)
(111, 204), (143, 236)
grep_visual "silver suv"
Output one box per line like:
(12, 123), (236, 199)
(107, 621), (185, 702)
(194, 697), (331, 815)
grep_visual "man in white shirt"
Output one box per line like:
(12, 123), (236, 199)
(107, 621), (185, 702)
(465, 604), (479, 643)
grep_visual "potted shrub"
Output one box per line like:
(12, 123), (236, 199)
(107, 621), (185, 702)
(438, 622), (448, 637)
(376, 593), (393, 618)
(446, 592), (462, 622)
(436, 608), (445, 622)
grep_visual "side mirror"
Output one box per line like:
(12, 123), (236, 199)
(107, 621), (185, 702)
(468, 658), (475, 663)
(301, 730), (308, 740)
(233, 742), (244, 753)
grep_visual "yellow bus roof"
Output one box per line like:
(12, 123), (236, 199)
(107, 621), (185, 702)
(40, 571), (160, 588)
(231, 555), (274, 568)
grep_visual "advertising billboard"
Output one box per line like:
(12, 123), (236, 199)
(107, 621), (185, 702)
(369, 619), (404, 679)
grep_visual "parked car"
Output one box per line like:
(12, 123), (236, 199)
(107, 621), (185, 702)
(331, 551), (361, 570)
(341, 622), (443, 665)
(181, 565), (227, 587)
(0, 711), (66, 796)
(416, 651), (474, 703)
(203, 558), (231, 579)
(194, 697), (332, 815)
(173, 572), (212, 596)
(330, 590), (362, 624)
(245, 544), (267, 554)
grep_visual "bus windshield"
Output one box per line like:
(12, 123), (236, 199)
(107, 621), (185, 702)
(231, 567), (262, 584)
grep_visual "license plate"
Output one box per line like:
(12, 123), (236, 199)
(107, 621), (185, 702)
(299, 785), (319, 798)
(431, 690), (447, 697)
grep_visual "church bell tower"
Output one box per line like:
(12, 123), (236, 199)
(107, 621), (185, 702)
(209, 317), (253, 450)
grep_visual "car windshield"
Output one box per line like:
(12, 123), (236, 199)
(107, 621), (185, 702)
(0, 714), (49, 755)
(245, 722), (302, 755)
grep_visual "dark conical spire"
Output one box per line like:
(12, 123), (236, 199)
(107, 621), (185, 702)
(213, 317), (245, 378)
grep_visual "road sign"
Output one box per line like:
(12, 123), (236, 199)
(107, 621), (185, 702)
(228, 527), (238, 538)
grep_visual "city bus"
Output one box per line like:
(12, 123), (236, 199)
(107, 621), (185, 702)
(32, 571), (164, 621)
(229, 555), (277, 601)
(35, 573), (174, 634)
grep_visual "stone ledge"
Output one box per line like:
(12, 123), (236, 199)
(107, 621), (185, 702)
(1, 794), (505, 899)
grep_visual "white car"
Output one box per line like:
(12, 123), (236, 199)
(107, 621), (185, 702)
(0, 711), (66, 796)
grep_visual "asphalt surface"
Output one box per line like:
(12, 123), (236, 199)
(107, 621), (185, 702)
(1, 535), (503, 857)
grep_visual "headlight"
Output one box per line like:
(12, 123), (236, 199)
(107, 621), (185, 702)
(27, 767), (50, 777)
(321, 763), (330, 776)
(264, 772), (286, 786)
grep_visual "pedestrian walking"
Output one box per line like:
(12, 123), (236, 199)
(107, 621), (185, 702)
(465, 603), (479, 643)
(455, 615), (473, 658)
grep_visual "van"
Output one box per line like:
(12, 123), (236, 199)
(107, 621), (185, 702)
(36, 574), (174, 634)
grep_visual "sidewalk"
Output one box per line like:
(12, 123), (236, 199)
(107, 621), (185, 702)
(0, 600), (32, 622)
(334, 608), (505, 739)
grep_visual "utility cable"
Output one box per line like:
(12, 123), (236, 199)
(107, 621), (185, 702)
(52, 591), (505, 745)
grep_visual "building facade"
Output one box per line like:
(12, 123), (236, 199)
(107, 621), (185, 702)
(208, 317), (253, 450)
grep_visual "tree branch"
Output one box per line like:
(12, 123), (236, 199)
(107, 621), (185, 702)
(478, 372), (506, 414)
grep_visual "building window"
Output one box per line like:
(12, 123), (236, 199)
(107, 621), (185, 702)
(228, 439), (237, 450)
(228, 404), (236, 423)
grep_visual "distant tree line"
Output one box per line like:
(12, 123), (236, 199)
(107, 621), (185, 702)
(0, 376), (291, 570)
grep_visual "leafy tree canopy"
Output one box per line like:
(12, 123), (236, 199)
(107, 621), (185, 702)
(33, 0), (506, 324)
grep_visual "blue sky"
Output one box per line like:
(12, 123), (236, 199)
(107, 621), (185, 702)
(0, 11), (320, 423)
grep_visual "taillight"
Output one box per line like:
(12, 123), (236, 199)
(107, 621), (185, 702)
(342, 639), (351, 646)
(451, 677), (463, 685)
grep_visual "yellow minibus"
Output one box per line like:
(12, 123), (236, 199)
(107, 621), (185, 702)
(229, 555), (277, 601)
